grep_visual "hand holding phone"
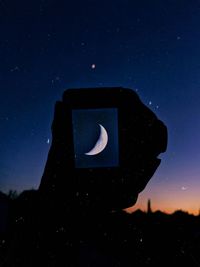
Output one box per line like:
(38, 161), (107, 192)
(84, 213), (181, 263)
(39, 87), (167, 210)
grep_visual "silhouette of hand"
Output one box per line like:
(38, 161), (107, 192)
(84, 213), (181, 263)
(39, 88), (167, 211)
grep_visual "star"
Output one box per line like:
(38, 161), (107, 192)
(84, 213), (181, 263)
(181, 186), (187, 191)
(91, 64), (96, 69)
(10, 66), (19, 72)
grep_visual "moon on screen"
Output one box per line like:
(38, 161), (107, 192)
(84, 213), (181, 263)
(85, 124), (108, 156)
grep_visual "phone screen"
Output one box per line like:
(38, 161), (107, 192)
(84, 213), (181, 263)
(72, 108), (119, 168)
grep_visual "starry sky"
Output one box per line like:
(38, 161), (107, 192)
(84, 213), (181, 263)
(1, 0), (200, 214)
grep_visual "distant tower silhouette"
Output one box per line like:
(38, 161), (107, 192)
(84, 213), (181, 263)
(147, 199), (152, 214)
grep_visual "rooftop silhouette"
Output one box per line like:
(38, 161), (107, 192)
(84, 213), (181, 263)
(0, 189), (200, 266)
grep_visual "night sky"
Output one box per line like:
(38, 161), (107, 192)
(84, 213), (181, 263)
(1, 0), (200, 214)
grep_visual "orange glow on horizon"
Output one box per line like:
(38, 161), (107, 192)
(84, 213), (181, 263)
(122, 170), (200, 217)
(124, 185), (200, 216)
(125, 206), (199, 216)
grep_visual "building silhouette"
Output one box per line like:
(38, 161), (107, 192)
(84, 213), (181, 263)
(147, 199), (152, 214)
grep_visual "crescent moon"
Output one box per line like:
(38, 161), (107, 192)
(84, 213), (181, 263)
(85, 124), (108, 156)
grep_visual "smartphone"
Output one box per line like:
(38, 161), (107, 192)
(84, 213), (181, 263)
(42, 87), (167, 209)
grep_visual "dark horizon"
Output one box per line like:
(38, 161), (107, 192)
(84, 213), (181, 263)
(1, 188), (199, 217)
(1, 186), (200, 266)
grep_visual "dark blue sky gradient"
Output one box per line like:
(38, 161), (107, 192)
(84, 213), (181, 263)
(1, 0), (200, 213)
